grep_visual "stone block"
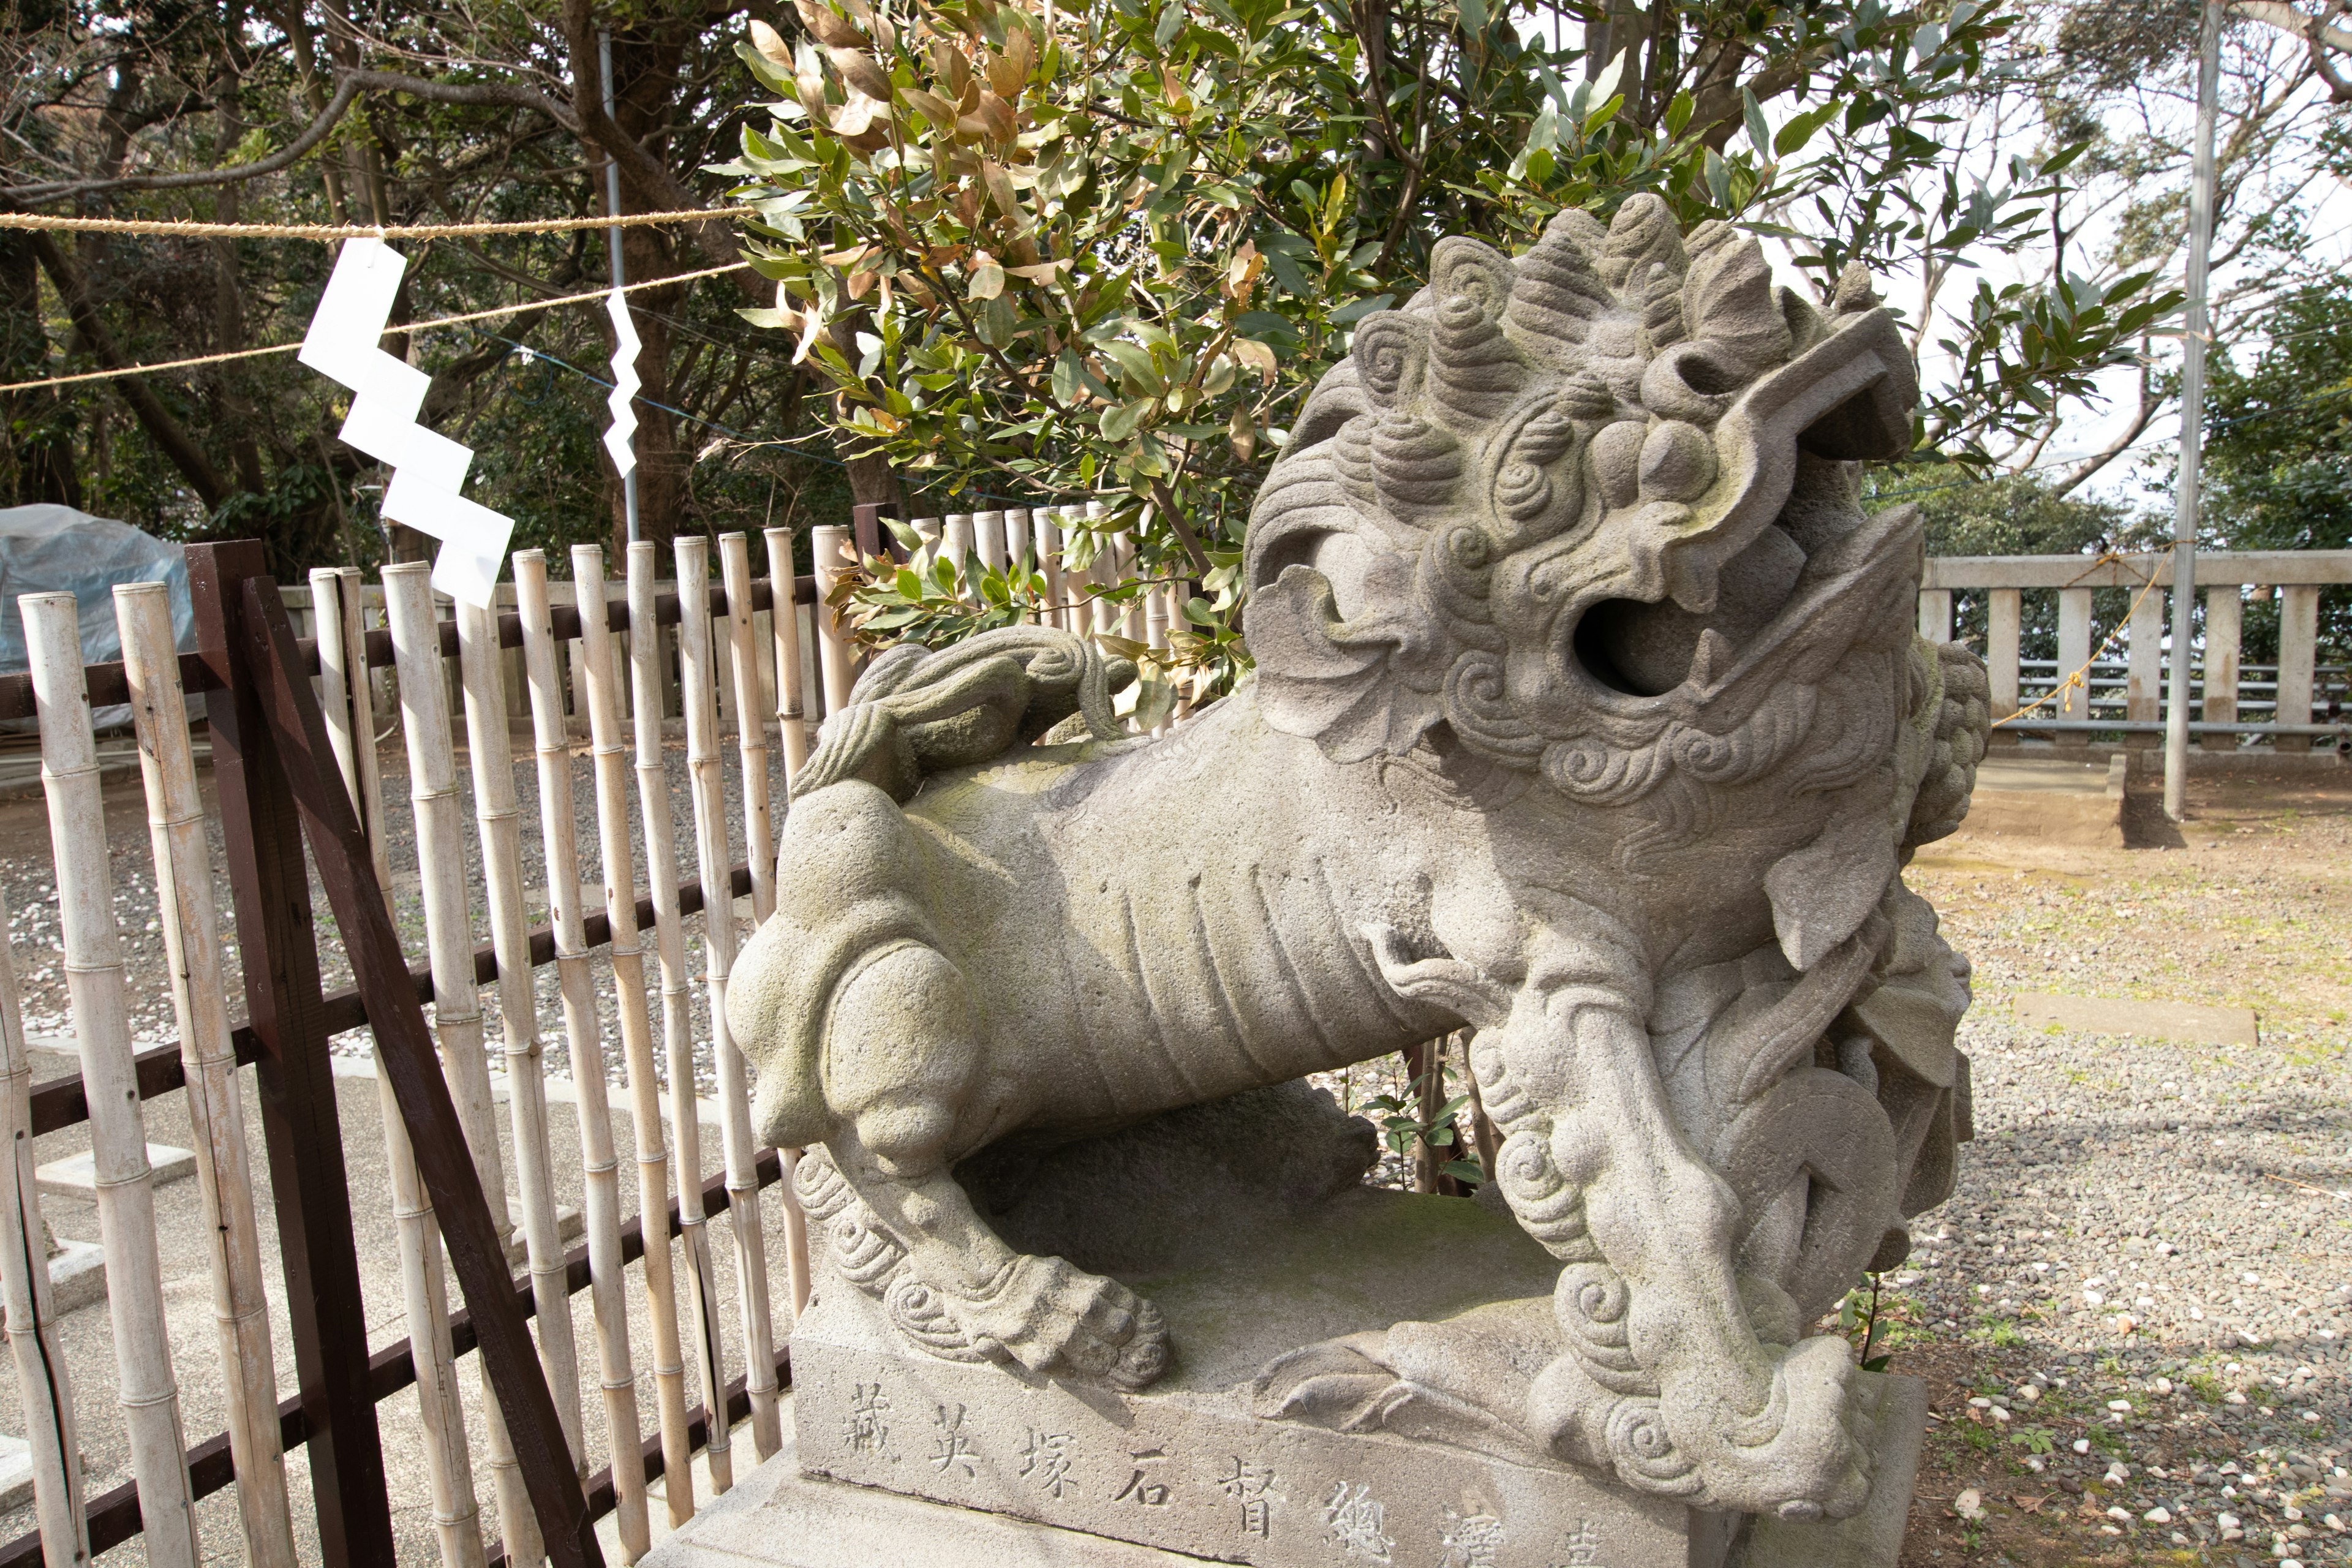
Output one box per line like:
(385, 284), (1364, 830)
(34, 1144), (195, 1202)
(45, 1238), (105, 1316)
(753, 1178), (1926, 1568)
(0, 1434), (31, 1513)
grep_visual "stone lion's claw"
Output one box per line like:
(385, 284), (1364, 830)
(957, 1253), (1168, 1388)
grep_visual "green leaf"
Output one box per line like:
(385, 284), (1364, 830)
(1442, 1159), (1487, 1185)
(1774, 102), (1839, 158)
(1742, 87), (1771, 160)
(1099, 398), (1153, 441)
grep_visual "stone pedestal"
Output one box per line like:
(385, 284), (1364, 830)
(655, 1185), (1924, 1567)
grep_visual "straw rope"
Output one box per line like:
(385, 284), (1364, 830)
(1988, 552), (2166, 728)
(0, 207), (731, 239)
(0, 258), (751, 394)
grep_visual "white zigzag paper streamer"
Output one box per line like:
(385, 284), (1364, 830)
(297, 238), (514, 608)
(603, 287), (640, 478)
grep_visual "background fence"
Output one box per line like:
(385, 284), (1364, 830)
(1920, 551), (2351, 750)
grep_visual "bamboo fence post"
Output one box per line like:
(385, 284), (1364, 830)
(763, 529), (810, 786)
(974, 510), (1005, 574)
(23, 594), (200, 1568)
(457, 598), (587, 1469)
(676, 538), (785, 1461)
(809, 525), (859, 718)
(383, 564), (540, 1564)
(515, 554), (653, 1561)
(317, 574), (486, 1568)
(626, 543), (733, 1498)
(0, 935), (85, 1568)
(908, 517), (941, 582)
(942, 513), (974, 578)
(1117, 530), (1147, 644)
(314, 572), (393, 922)
(312, 567), (363, 810)
(717, 536), (776, 924)
(379, 1058), (490, 1568)
(339, 569), (397, 905)
(573, 546), (697, 1526)
(1001, 510), (1030, 617)
(1038, 509), (1071, 632)
(1084, 502), (1115, 641)
(117, 583), (300, 1568)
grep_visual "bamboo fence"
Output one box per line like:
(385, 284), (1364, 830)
(0, 508), (1194, 1566)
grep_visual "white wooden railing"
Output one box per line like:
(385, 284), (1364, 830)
(1918, 551), (2351, 751)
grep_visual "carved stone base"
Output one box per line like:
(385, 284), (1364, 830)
(731, 1183), (1924, 1567)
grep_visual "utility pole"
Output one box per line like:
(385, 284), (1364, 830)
(601, 31), (640, 546)
(2165, 0), (2220, 821)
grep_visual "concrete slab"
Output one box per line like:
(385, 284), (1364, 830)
(2012, 993), (2259, 1047)
(45, 1238), (105, 1316)
(1953, 754), (2125, 849)
(0, 1435), (32, 1513)
(34, 1144), (195, 1202)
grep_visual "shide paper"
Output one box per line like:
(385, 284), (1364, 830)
(298, 238), (513, 608)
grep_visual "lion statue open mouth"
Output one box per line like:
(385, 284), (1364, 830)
(729, 194), (1988, 1524)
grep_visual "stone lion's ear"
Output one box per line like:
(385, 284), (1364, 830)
(1245, 565), (1440, 764)
(1763, 786), (1898, 971)
(1351, 312), (1428, 410)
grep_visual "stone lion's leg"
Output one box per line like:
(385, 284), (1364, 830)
(1480, 984), (1869, 1519)
(818, 941), (1169, 1388)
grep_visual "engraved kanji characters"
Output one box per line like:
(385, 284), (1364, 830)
(929, 1402), (978, 1477)
(843, 1382), (891, 1454)
(1439, 1506), (1505, 1568)
(1018, 1428), (1076, 1498)
(1215, 1456), (1277, 1537)
(1554, 1518), (1604, 1567)
(1113, 1447), (1173, 1506)
(1321, 1480), (1393, 1563)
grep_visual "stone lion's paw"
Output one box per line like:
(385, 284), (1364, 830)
(1728, 1336), (1872, 1520)
(960, 1253), (1169, 1389)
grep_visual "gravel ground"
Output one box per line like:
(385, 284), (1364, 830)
(1887, 758), (2352, 1567)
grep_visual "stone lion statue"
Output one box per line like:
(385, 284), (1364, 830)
(729, 194), (1986, 1523)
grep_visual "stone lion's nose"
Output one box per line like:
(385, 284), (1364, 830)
(1642, 339), (1752, 424)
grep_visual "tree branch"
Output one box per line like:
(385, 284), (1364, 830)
(28, 231), (231, 507)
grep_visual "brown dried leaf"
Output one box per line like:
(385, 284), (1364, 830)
(902, 86), (956, 129)
(792, 0), (864, 48)
(828, 47), (893, 103)
(979, 157), (1022, 224)
(1232, 338), (1278, 379)
(846, 269), (878, 300)
(932, 40), (971, 98)
(986, 45), (1024, 100)
(975, 89), (1016, 141)
(748, 18), (795, 67)
(1001, 24), (1034, 87)
(831, 92), (888, 137)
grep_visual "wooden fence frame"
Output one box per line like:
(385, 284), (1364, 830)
(0, 538), (827, 1567)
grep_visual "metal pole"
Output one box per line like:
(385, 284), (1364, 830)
(601, 31), (641, 546)
(2165, 0), (2220, 821)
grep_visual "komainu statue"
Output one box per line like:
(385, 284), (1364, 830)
(730, 194), (1986, 1529)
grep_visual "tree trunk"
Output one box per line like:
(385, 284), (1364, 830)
(0, 236), (83, 508)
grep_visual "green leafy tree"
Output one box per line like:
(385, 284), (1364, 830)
(2197, 279), (2352, 664)
(720, 0), (2179, 687)
(1867, 471), (2163, 657)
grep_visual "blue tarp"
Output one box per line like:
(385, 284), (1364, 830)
(0, 505), (194, 726)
